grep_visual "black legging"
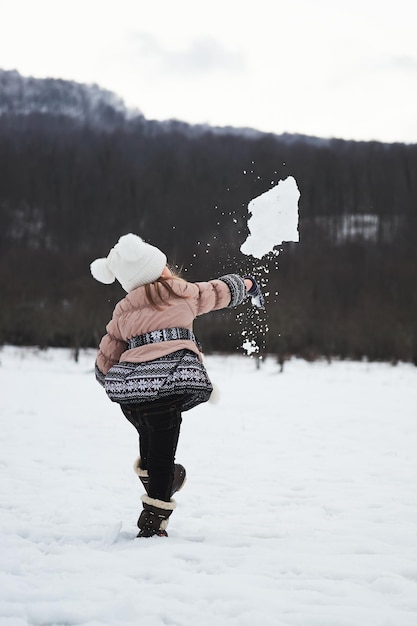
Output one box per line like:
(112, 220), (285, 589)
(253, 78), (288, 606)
(121, 396), (182, 502)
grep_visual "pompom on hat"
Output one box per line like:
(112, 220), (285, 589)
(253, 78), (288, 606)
(90, 233), (167, 293)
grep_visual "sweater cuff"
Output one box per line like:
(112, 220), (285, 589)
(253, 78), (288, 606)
(218, 274), (247, 308)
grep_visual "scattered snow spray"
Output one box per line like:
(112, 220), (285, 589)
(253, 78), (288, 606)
(240, 176), (300, 356)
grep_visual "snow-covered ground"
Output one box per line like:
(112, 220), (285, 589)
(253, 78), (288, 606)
(1, 346), (417, 626)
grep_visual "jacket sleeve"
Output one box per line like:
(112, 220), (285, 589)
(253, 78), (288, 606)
(95, 309), (129, 376)
(194, 274), (247, 316)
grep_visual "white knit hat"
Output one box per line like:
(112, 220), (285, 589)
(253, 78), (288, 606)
(90, 233), (167, 292)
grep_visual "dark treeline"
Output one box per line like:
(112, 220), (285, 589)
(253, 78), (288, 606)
(1, 108), (417, 363)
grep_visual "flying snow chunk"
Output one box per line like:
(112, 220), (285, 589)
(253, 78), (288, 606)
(240, 176), (300, 259)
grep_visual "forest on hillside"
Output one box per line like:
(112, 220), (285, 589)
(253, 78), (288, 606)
(1, 106), (416, 363)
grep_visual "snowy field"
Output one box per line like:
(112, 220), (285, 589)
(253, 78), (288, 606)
(1, 346), (417, 626)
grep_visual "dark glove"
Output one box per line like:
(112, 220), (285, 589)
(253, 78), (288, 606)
(244, 276), (265, 309)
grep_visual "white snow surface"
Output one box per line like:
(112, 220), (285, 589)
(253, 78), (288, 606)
(1, 346), (417, 626)
(240, 176), (300, 259)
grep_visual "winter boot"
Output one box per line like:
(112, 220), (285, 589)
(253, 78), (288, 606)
(137, 495), (176, 537)
(133, 457), (186, 497)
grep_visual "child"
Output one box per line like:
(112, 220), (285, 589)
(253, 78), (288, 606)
(91, 233), (264, 537)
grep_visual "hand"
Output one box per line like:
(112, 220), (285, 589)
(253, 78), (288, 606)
(244, 276), (265, 309)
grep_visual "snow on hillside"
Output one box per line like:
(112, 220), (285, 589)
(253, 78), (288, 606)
(0, 69), (333, 145)
(308, 214), (406, 244)
(0, 69), (142, 127)
(1, 347), (417, 625)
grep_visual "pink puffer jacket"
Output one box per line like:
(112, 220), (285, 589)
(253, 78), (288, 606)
(96, 274), (246, 375)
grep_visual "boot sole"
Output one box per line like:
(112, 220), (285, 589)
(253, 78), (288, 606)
(171, 467), (187, 496)
(139, 465), (187, 497)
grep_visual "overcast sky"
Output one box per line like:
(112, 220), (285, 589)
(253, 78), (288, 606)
(1, 0), (416, 143)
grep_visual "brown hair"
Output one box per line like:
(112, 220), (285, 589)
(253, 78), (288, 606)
(144, 269), (188, 311)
